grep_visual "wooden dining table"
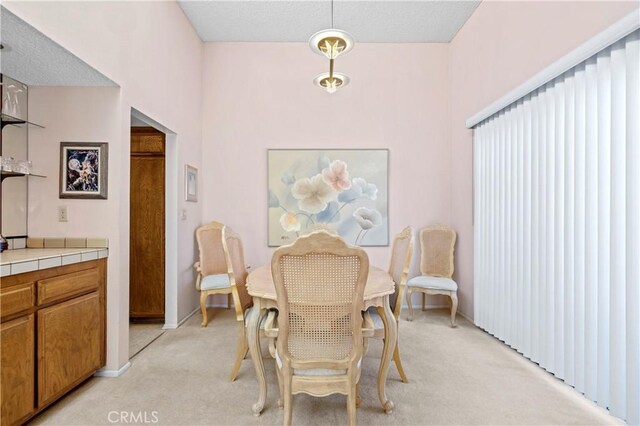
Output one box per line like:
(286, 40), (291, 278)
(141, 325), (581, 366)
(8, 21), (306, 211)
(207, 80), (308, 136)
(245, 264), (398, 416)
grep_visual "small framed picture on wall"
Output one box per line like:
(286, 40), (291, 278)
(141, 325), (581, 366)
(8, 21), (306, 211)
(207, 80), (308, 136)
(59, 142), (108, 199)
(185, 164), (198, 202)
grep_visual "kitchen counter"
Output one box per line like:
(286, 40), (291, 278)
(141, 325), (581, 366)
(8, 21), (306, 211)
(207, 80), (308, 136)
(0, 247), (108, 277)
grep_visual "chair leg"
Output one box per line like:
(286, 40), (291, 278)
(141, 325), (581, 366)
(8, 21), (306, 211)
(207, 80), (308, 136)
(450, 292), (458, 327)
(229, 322), (247, 382)
(407, 288), (415, 321)
(269, 337), (277, 359)
(276, 366), (284, 408)
(227, 293), (232, 309)
(283, 375), (293, 426)
(200, 292), (209, 327)
(422, 293), (426, 311)
(355, 382), (361, 408)
(347, 384), (357, 426)
(393, 343), (408, 383)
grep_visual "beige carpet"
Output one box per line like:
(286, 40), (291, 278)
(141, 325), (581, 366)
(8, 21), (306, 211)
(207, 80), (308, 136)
(32, 309), (621, 425)
(129, 323), (165, 358)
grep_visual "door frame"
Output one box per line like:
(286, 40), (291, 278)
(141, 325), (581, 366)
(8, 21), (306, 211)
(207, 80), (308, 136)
(130, 108), (178, 329)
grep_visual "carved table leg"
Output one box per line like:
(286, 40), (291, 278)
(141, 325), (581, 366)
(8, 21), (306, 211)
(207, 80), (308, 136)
(247, 297), (266, 416)
(376, 296), (397, 414)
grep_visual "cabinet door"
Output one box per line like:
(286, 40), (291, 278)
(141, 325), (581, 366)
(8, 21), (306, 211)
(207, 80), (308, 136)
(1, 314), (35, 426)
(37, 292), (102, 407)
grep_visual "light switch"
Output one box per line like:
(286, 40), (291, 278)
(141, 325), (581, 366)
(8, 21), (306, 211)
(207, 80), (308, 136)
(181, 209), (187, 220)
(58, 206), (68, 222)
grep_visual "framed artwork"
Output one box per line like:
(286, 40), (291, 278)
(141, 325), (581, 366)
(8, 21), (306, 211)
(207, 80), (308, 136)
(268, 149), (389, 247)
(59, 142), (108, 199)
(185, 164), (198, 202)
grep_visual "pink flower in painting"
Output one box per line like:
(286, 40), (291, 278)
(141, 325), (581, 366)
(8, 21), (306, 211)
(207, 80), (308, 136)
(291, 174), (336, 214)
(322, 160), (352, 192)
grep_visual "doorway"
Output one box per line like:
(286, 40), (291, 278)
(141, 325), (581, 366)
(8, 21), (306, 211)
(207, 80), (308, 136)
(129, 125), (166, 357)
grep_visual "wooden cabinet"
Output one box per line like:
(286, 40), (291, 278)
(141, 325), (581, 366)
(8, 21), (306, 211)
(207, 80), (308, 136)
(38, 293), (102, 406)
(0, 259), (106, 426)
(130, 127), (165, 319)
(1, 314), (35, 426)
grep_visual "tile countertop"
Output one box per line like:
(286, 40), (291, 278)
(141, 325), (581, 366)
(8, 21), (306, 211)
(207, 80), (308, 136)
(0, 248), (108, 278)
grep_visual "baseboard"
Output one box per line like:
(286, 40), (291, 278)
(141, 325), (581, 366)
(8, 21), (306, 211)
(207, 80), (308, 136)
(401, 303), (450, 309)
(401, 302), (475, 324)
(206, 302), (230, 308)
(458, 310), (475, 324)
(94, 361), (131, 378)
(163, 307), (199, 330)
(163, 303), (230, 330)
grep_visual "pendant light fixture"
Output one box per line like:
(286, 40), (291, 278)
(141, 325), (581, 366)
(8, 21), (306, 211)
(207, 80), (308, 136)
(309, 0), (354, 93)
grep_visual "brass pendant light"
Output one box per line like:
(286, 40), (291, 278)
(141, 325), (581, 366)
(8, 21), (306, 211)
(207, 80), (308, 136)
(309, 0), (354, 93)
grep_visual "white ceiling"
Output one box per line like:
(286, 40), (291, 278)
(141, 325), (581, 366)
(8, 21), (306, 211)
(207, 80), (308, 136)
(178, 0), (481, 43)
(0, 6), (116, 86)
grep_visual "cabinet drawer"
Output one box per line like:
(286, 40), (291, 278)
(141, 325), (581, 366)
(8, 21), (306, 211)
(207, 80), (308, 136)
(37, 268), (99, 306)
(1, 282), (35, 319)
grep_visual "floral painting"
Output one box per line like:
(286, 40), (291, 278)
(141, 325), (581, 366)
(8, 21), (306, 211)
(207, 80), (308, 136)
(268, 149), (388, 246)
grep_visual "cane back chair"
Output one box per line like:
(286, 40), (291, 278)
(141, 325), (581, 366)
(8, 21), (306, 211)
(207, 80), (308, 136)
(271, 231), (369, 426)
(194, 221), (253, 380)
(406, 225), (458, 326)
(363, 226), (414, 382)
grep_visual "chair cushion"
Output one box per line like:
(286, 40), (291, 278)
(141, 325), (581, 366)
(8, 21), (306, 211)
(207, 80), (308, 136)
(200, 273), (231, 290)
(407, 275), (458, 292)
(275, 350), (361, 376)
(367, 307), (384, 330)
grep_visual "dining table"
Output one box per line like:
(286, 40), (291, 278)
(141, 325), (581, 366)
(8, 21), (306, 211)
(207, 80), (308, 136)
(245, 264), (397, 416)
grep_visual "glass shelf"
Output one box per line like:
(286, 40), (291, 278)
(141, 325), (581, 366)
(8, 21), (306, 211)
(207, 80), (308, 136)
(1, 112), (44, 129)
(1, 170), (47, 181)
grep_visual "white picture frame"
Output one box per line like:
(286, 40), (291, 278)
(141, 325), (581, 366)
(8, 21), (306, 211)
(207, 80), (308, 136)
(185, 164), (198, 202)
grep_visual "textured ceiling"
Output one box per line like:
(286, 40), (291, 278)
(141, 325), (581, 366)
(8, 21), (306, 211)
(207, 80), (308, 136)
(0, 6), (116, 86)
(178, 0), (481, 43)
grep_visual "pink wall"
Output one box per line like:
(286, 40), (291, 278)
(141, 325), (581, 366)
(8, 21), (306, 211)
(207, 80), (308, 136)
(202, 43), (452, 289)
(5, 1), (204, 371)
(28, 87), (125, 370)
(449, 1), (639, 319)
(28, 87), (120, 238)
(7, 0), (638, 373)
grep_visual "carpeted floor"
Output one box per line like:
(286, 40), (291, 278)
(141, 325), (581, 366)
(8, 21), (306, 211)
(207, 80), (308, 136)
(129, 322), (165, 358)
(32, 308), (620, 425)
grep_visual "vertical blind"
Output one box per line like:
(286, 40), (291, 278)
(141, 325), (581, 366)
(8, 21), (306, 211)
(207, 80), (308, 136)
(473, 30), (639, 423)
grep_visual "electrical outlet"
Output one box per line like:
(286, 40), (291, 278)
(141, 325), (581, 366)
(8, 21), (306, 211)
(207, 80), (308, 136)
(181, 209), (187, 220)
(58, 206), (68, 222)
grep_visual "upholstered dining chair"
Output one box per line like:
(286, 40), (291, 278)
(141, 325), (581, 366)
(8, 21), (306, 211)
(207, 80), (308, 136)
(194, 221), (253, 381)
(270, 231), (369, 426)
(406, 225), (458, 327)
(363, 226), (414, 383)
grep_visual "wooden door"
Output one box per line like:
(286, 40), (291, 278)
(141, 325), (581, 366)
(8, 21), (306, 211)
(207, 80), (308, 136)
(130, 128), (165, 319)
(1, 314), (35, 426)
